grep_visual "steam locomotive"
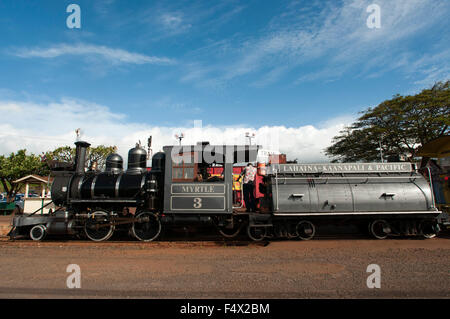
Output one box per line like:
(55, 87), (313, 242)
(10, 139), (442, 241)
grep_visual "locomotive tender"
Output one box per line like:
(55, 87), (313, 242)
(10, 140), (442, 241)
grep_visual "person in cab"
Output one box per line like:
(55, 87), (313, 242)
(238, 163), (257, 212)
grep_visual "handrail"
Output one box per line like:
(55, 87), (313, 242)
(269, 176), (419, 180)
(275, 169), (279, 211)
(426, 166), (436, 209)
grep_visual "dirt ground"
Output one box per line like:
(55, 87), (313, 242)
(0, 232), (449, 298)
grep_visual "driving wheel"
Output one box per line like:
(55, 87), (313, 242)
(84, 210), (115, 242)
(131, 212), (161, 242)
(247, 225), (267, 241)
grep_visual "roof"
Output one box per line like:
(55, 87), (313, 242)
(416, 135), (450, 158)
(13, 175), (54, 184)
(163, 144), (261, 164)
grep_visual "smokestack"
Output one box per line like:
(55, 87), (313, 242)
(74, 141), (91, 174)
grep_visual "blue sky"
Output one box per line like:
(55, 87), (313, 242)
(0, 0), (449, 161)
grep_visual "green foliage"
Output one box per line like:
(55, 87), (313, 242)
(47, 146), (74, 163)
(45, 144), (117, 170)
(88, 145), (118, 169)
(0, 150), (48, 201)
(0, 144), (117, 201)
(325, 81), (450, 162)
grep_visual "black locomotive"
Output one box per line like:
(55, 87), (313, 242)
(10, 139), (443, 241)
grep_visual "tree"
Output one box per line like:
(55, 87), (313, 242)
(46, 146), (74, 163)
(88, 145), (118, 169)
(45, 144), (117, 170)
(0, 150), (48, 202)
(325, 81), (450, 162)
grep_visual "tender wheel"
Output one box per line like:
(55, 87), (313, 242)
(296, 221), (315, 240)
(132, 212), (161, 242)
(247, 225), (266, 241)
(84, 211), (115, 242)
(420, 220), (438, 239)
(30, 225), (47, 241)
(370, 220), (391, 239)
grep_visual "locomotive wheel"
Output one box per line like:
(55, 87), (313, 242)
(247, 225), (267, 241)
(84, 211), (115, 242)
(420, 220), (438, 239)
(30, 225), (47, 241)
(370, 220), (390, 239)
(296, 221), (315, 240)
(218, 220), (243, 238)
(131, 212), (161, 242)
(218, 226), (242, 238)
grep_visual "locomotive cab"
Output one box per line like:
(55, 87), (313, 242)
(161, 142), (259, 217)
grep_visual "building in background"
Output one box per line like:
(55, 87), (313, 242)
(13, 175), (54, 214)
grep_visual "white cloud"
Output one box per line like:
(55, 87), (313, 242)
(183, 0), (450, 86)
(0, 98), (350, 163)
(11, 43), (175, 65)
(130, 2), (244, 42)
(154, 96), (202, 114)
(160, 13), (189, 31)
(409, 49), (450, 87)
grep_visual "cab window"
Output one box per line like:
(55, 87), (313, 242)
(195, 162), (225, 183)
(172, 152), (196, 182)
